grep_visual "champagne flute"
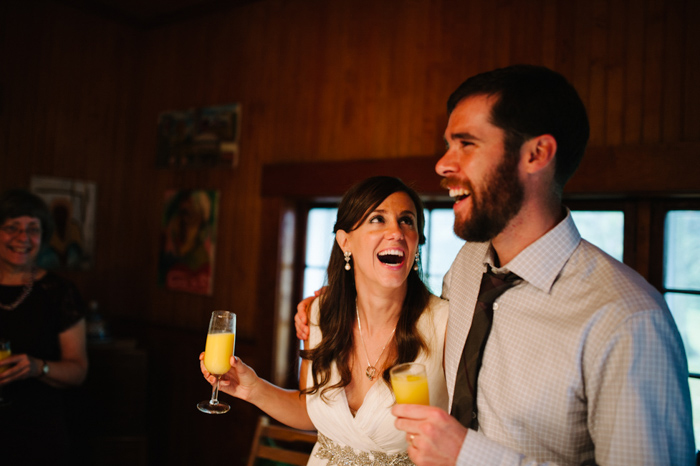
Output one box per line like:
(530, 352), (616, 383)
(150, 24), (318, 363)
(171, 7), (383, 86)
(198, 310), (236, 414)
(0, 339), (11, 407)
(390, 362), (430, 405)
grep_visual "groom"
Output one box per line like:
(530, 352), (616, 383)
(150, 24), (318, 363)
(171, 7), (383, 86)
(391, 65), (694, 465)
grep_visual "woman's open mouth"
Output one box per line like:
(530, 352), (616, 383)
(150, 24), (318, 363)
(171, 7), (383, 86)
(377, 249), (405, 265)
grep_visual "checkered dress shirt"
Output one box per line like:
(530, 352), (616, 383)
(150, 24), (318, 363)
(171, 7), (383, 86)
(442, 211), (695, 465)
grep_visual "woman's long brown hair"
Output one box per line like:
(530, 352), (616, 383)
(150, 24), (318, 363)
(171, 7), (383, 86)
(300, 176), (431, 400)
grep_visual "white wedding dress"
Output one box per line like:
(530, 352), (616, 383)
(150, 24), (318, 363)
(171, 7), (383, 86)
(305, 295), (449, 465)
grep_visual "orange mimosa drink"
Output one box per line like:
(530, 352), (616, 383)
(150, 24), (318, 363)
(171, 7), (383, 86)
(198, 310), (236, 414)
(390, 362), (430, 405)
(203, 332), (236, 375)
(0, 344), (10, 374)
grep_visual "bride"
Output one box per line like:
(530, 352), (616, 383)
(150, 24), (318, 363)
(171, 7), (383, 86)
(200, 176), (448, 464)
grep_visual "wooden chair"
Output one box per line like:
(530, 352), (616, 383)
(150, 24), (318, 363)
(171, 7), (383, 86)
(246, 416), (318, 466)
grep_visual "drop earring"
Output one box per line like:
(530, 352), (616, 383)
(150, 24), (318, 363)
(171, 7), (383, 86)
(413, 251), (420, 271)
(344, 251), (352, 271)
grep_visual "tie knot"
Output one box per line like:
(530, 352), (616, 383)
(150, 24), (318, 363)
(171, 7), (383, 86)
(478, 267), (522, 307)
(486, 265), (521, 284)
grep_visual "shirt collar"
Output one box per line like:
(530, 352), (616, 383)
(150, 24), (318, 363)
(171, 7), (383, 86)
(482, 209), (581, 294)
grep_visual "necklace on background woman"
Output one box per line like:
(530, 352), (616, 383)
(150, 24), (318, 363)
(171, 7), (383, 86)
(356, 310), (396, 381)
(0, 267), (36, 311)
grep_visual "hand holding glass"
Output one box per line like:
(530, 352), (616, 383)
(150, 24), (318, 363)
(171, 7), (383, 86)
(198, 311), (236, 414)
(0, 340), (11, 406)
(390, 362), (430, 405)
(0, 340), (10, 373)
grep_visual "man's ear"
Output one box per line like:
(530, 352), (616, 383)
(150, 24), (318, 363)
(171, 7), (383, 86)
(336, 230), (349, 251)
(522, 134), (557, 174)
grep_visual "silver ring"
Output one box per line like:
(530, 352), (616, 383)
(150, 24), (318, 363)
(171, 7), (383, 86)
(408, 433), (416, 447)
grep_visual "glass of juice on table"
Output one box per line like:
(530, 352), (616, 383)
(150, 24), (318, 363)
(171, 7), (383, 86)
(198, 311), (236, 414)
(390, 362), (430, 405)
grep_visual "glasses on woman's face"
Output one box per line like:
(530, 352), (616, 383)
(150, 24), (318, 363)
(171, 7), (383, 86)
(0, 224), (42, 238)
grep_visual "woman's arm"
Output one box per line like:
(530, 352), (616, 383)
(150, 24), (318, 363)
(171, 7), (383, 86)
(41, 318), (89, 388)
(0, 319), (88, 388)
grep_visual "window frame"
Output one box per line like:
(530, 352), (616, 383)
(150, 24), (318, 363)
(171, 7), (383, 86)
(295, 200), (340, 304)
(296, 197), (700, 387)
(295, 197), (640, 310)
(564, 199), (638, 268)
(295, 197), (641, 307)
(649, 198), (700, 380)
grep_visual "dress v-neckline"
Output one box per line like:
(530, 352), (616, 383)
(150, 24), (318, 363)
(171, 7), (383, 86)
(344, 379), (383, 419)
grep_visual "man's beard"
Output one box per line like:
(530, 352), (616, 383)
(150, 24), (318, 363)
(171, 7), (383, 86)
(452, 150), (524, 242)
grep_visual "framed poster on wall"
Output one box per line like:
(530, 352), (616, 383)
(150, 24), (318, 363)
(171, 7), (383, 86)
(158, 189), (220, 296)
(156, 103), (240, 169)
(30, 176), (97, 270)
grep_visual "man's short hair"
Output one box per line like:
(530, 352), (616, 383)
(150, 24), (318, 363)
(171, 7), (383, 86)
(447, 65), (590, 190)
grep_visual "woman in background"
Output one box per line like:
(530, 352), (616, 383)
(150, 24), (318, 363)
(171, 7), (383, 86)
(200, 176), (448, 465)
(0, 189), (88, 466)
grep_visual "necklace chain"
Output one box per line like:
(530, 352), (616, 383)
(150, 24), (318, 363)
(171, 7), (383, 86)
(356, 309), (396, 381)
(0, 267), (36, 311)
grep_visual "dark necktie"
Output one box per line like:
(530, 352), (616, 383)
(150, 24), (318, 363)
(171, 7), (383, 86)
(450, 266), (521, 430)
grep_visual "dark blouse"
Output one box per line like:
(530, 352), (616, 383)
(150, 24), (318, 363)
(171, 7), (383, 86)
(0, 272), (85, 358)
(0, 272), (86, 465)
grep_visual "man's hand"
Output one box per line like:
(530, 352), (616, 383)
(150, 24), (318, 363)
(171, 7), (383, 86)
(393, 403), (467, 466)
(294, 296), (314, 341)
(294, 287), (325, 341)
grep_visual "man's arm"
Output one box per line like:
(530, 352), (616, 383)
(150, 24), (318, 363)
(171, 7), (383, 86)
(584, 310), (695, 465)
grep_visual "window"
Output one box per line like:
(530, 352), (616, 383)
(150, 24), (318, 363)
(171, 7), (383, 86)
(661, 209), (700, 448)
(303, 205), (625, 298)
(423, 208), (464, 293)
(570, 211), (624, 262)
(303, 208), (339, 298)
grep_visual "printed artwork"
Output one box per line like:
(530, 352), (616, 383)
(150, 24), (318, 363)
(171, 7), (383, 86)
(156, 103), (240, 168)
(158, 189), (219, 295)
(30, 176), (97, 270)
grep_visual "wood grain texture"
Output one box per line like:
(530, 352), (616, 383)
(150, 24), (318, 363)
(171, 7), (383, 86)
(1, 0), (698, 464)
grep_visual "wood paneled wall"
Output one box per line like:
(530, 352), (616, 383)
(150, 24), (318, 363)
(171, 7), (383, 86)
(1, 0), (698, 464)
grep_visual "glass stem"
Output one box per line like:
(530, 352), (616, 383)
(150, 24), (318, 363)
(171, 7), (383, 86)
(209, 376), (221, 405)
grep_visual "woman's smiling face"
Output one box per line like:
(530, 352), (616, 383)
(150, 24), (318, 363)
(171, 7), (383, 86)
(0, 216), (42, 271)
(336, 191), (419, 294)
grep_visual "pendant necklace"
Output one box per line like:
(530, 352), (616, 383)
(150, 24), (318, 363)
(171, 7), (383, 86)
(0, 267), (36, 311)
(356, 309), (396, 381)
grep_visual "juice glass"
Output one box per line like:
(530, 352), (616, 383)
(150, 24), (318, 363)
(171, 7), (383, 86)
(198, 310), (236, 414)
(0, 340), (10, 406)
(0, 340), (10, 374)
(390, 362), (430, 405)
